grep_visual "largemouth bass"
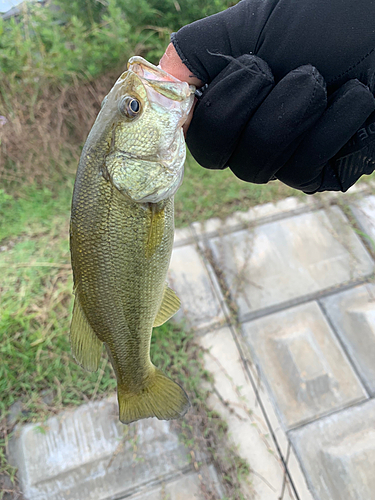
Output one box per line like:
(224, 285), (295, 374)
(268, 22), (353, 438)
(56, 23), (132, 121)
(70, 57), (195, 424)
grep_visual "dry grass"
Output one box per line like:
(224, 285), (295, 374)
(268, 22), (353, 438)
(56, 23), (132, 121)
(0, 72), (122, 184)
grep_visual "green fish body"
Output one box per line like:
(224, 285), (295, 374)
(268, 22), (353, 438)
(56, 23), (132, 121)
(70, 57), (195, 424)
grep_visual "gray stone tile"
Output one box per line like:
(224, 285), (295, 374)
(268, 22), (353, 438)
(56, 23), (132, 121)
(350, 194), (375, 247)
(173, 227), (195, 247)
(321, 283), (375, 396)
(289, 399), (375, 500)
(126, 469), (212, 500)
(241, 302), (367, 429)
(8, 398), (190, 500)
(168, 244), (226, 331)
(199, 327), (314, 500)
(200, 327), (295, 499)
(206, 207), (373, 321)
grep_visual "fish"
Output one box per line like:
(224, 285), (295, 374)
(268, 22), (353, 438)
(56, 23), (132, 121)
(69, 56), (195, 424)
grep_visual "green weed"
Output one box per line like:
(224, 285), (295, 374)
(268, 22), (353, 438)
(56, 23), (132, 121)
(0, 183), (72, 241)
(0, 216), (117, 423)
(152, 323), (251, 499)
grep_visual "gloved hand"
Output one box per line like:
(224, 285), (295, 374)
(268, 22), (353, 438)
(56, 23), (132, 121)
(164, 0), (375, 193)
(186, 54), (375, 193)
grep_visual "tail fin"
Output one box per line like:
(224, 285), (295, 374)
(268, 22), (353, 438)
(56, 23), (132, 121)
(117, 368), (190, 424)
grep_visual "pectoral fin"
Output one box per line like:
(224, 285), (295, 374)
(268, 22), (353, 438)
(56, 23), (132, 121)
(153, 285), (181, 327)
(70, 296), (103, 372)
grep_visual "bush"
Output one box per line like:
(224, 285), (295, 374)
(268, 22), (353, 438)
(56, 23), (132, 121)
(0, 0), (234, 185)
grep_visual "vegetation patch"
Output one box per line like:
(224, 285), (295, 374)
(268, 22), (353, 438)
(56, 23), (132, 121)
(153, 324), (252, 499)
(0, 0), (235, 184)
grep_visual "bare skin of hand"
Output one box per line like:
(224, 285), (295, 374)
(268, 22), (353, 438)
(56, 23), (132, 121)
(159, 43), (203, 135)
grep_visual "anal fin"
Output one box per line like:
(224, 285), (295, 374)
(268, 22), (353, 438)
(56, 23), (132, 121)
(153, 285), (181, 327)
(70, 296), (103, 372)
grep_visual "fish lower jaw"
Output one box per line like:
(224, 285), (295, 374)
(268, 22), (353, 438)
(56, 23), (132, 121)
(119, 166), (184, 203)
(106, 148), (184, 203)
(133, 143), (186, 203)
(135, 172), (183, 203)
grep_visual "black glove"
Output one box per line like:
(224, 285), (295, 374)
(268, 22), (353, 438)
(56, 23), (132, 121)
(172, 0), (375, 192)
(186, 54), (375, 192)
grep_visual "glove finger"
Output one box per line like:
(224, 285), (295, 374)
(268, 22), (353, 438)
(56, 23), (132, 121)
(228, 65), (327, 183)
(276, 79), (375, 192)
(186, 54), (274, 170)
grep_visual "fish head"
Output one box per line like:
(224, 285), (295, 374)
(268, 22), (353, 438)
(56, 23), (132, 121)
(90, 57), (195, 203)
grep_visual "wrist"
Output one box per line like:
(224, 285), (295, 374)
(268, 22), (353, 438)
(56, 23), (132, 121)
(159, 43), (203, 87)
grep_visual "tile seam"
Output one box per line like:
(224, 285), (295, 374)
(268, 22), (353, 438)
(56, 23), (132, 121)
(173, 236), (195, 248)
(103, 464), (201, 500)
(238, 278), (370, 324)
(188, 182), (373, 244)
(288, 396), (375, 500)
(190, 187), (373, 242)
(192, 205), (312, 240)
(317, 300), (371, 398)
(340, 198), (375, 259)
(286, 397), (373, 434)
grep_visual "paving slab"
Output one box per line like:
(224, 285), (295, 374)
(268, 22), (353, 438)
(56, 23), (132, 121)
(126, 466), (221, 500)
(235, 339), (314, 500)
(289, 399), (375, 500)
(350, 194), (375, 247)
(168, 244), (226, 331)
(321, 283), (375, 396)
(241, 302), (367, 429)
(206, 207), (374, 321)
(8, 397), (191, 500)
(173, 227), (195, 247)
(199, 326), (313, 500)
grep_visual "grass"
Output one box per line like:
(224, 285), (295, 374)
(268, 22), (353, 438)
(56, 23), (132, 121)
(0, 214), (116, 421)
(0, 182), (73, 242)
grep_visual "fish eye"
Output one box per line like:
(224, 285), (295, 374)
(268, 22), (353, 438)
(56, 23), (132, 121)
(118, 96), (141, 118)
